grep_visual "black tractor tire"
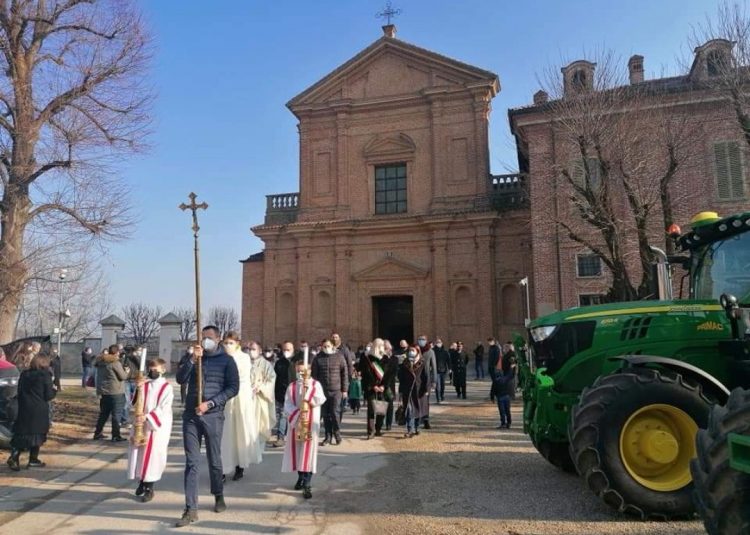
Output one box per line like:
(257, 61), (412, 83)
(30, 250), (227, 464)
(533, 437), (577, 473)
(691, 387), (750, 535)
(569, 367), (713, 519)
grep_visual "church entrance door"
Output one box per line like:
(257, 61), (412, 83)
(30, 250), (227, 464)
(372, 295), (414, 347)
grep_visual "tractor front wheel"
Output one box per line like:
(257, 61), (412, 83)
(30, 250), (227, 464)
(533, 437), (577, 473)
(691, 387), (750, 535)
(569, 367), (712, 519)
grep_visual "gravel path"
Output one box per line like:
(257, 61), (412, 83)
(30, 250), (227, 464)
(327, 379), (705, 535)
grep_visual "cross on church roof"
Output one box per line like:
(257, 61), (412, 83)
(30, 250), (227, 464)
(376, 1), (402, 26)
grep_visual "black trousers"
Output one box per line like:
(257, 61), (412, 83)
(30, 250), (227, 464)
(322, 391), (342, 437)
(297, 471), (313, 486)
(366, 397), (385, 434)
(183, 412), (224, 510)
(94, 394), (125, 438)
(385, 398), (394, 428)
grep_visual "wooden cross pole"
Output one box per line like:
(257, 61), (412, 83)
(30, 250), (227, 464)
(179, 192), (208, 409)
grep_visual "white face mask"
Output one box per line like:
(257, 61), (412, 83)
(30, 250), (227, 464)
(264, 351), (273, 358)
(249, 349), (260, 359)
(283, 350), (293, 358)
(201, 338), (217, 352)
(323, 347), (334, 355)
(435, 342), (443, 348)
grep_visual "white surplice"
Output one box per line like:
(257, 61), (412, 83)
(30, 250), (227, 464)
(245, 355), (277, 464)
(127, 376), (173, 483)
(221, 350), (254, 470)
(281, 378), (326, 473)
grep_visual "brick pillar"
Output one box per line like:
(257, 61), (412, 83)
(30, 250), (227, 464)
(475, 223), (495, 340)
(431, 228), (449, 338)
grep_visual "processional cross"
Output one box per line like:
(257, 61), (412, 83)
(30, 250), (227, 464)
(179, 192), (208, 409)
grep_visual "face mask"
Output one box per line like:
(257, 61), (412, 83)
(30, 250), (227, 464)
(147, 369), (161, 380)
(435, 342), (443, 348)
(249, 349), (260, 359)
(417, 339), (426, 347)
(264, 351), (273, 358)
(296, 372), (304, 381)
(323, 347), (334, 355)
(283, 350), (293, 358)
(407, 351), (417, 359)
(201, 338), (217, 352)
(310, 349), (317, 356)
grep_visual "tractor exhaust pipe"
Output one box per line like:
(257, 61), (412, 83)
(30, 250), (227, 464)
(649, 246), (673, 301)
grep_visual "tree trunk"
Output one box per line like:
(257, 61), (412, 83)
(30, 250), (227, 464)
(0, 192), (31, 343)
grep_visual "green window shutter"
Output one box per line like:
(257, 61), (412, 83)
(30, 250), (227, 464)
(715, 142), (731, 200)
(727, 141), (745, 199)
(570, 159), (584, 187)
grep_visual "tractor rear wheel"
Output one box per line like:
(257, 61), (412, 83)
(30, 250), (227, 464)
(533, 437), (577, 473)
(691, 387), (750, 535)
(569, 367), (712, 519)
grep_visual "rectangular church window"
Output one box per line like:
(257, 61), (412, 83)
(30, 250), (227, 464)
(375, 163), (407, 214)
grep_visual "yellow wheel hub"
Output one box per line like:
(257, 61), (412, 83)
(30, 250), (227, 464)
(619, 404), (698, 492)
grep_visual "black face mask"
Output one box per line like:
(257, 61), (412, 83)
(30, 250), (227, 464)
(147, 369), (161, 380)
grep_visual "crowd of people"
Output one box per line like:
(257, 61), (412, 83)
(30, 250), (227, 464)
(2, 329), (521, 528)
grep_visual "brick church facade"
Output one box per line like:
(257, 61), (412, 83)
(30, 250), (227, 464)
(242, 25), (531, 346)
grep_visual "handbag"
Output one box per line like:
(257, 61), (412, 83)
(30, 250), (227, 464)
(373, 397), (388, 416)
(395, 405), (406, 426)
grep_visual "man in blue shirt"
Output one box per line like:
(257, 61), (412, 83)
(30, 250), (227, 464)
(175, 325), (239, 528)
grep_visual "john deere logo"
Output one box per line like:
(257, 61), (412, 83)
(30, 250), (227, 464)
(697, 321), (724, 332)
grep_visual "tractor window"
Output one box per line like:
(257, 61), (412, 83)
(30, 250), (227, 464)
(693, 231), (750, 304)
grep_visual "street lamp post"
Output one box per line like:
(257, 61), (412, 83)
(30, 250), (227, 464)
(57, 269), (69, 364)
(519, 277), (531, 327)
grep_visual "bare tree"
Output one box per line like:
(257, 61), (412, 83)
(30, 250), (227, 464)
(692, 1), (750, 149)
(121, 303), (161, 345)
(172, 306), (196, 342)
(14, 258), (112, 341)
(208, 306), (238, 338)
(542, 50), (702, 301)
(0, 1), (152, 343)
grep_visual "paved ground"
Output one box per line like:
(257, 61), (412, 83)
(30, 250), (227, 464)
(0, 378), (706, 534)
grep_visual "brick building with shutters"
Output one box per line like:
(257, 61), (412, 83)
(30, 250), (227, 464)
(509, 39), (750, 317)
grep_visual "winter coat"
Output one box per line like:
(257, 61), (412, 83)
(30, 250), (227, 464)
(177, 349), (240, 416)
(95, 354), (128, 396)
(274, 356), (292, 404)
(398, 360), (429, 419)
(358, 353), (398, 401)
(123, 353), (141, 381)
(13, 369), (56, 436)
(450, 350), (469, 384)
(348, 378), (362, 400)
(335, 344), (355, 378)
(488, 344), (501, 376)
(81, 350), (95, 368)
(474, 344), (485, 362)
(421, 347), (437, 386)
(311, 351), (349, 394)
(494, 353), (517, 397)
(434, 346), (451, 373)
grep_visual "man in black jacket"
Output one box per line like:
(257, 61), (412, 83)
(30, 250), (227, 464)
(433, 338), (450, 403)
(487, 338), (501, 402)
(311, 338), (349, 446)
(175, 325), (239, 528)
(273, 341), (293, 445)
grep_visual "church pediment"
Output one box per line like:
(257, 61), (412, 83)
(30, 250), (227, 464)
(363, 133), (416, 158)
(352, 256), (429, 282)
(287, 36), (498, 112)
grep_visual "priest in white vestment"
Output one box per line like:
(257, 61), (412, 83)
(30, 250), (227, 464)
(127, 358), (173, 502)
(245, 340), (277, 465)
(220, 333), (254, 480)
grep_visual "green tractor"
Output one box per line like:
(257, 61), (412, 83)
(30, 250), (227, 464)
(520, 210), (750, 519)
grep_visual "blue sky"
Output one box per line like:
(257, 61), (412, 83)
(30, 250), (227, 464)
(108, 0), (721, 315)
